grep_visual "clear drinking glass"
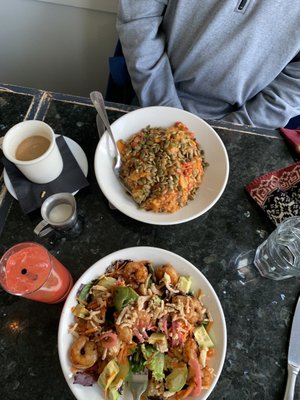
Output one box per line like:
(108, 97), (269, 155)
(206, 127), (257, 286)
(0, 242), (73, 303)
(254, 216), (300, 280)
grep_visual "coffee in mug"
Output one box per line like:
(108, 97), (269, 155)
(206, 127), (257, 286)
(2, 120), (63, 184)
(15, 135), (51, 161)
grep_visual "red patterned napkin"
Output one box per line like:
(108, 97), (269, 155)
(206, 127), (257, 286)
(245, 161), (300, 225)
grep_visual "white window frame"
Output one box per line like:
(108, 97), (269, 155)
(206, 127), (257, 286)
(33, 0), (118, 14)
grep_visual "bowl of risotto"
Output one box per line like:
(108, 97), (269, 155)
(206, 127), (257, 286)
(94, 107), (229, 225)
(58, 246), (227, 400)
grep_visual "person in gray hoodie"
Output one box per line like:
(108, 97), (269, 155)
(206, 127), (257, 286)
(116, 0), (300, 129)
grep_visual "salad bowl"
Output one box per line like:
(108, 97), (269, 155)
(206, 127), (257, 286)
(58, 247), (227, 400)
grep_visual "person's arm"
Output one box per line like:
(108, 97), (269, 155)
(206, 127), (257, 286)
(116, 0), (182, 108)
(222, 53), (300, 129)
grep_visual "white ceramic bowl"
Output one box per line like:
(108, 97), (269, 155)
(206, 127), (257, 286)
(58, 246), (227, 400)
(94, 106), (229, 225)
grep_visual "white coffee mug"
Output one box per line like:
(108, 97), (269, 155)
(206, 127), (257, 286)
(2, 120), (63, 184)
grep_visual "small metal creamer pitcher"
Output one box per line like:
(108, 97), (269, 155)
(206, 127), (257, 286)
(34, 192), (80, 238)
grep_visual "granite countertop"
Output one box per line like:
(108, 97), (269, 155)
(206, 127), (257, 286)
(0, 83), (299, 400)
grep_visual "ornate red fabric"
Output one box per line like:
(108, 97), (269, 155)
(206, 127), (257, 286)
(245, 161), (300, 225)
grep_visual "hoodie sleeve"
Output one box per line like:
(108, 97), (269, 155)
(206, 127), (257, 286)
(116, 0), (182, 109)
(222, 53), (300, 129)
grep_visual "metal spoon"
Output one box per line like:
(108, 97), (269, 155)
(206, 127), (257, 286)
(90, 91), (131, 195)
(90, 91), (122, 171)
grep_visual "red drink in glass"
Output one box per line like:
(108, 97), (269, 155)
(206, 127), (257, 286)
(0, 242), (73, 303)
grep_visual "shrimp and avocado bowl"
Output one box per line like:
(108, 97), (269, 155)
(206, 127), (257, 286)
(60, 250), (226, 400)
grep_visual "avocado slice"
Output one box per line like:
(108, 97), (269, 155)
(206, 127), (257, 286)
(165, 365), (188, 392)
(107, 387), (119, 400)
(177, 276), (192, 293)
(72, 303), (90, 319)
(97, 276), (116, 289)
(194, 325), (214, 348)
(98, 359), (120, 391)
(107, 358), (130, 400)
(148, 333), (168, 353)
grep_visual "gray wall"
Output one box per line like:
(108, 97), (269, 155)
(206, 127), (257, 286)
(0, 0), (118, 97)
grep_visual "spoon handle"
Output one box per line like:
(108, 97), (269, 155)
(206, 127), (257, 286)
(90, 91), (118, 149)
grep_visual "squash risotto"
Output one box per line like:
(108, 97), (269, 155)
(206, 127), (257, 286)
(117, 122), (207, 213)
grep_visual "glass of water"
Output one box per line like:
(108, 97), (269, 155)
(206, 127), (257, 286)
(254, 216), (300, 280)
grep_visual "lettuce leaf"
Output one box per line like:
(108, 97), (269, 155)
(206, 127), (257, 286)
(130, 346), (145, 373)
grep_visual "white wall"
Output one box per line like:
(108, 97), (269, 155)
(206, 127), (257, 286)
(0, 0), (119, 97)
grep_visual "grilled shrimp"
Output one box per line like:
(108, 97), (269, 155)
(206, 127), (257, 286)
(183, 337), (199, 362)
(123, 261), (149, 286)
(116, 324), (133, 344)
(172, 295), (204, 324)
(155, 263), (179, 285)
(69, 336), (98, 369)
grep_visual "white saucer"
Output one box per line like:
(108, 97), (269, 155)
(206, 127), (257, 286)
(3, 135), (88, 200)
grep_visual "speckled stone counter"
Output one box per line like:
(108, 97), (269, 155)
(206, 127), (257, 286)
(0, 84), (299, 400)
